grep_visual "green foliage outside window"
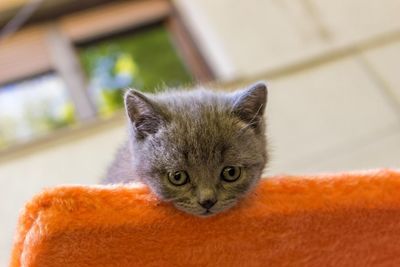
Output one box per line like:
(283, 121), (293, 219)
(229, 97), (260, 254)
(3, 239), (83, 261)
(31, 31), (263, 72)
(79, 25), (192, 117)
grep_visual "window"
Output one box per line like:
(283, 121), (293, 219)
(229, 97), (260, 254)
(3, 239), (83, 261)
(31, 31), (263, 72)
(79, 24), (192, 116)
(0, 0), (213, 149)
(0, 74), (74, 149)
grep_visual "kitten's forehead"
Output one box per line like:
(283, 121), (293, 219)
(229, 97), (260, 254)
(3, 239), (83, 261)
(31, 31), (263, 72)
(153, 89), (234, 157)
(166, 108), (236, 165)
(137, 87), (266, 172)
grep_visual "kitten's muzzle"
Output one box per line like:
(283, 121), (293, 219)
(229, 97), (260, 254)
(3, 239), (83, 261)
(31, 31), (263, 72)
(198, 199), (217, 210)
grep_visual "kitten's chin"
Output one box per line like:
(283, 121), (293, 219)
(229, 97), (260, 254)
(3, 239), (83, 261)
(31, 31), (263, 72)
(174, 202), (237, 217)
(199, 210), (215, 217)
(173, 204), (214, 217)
(187, 209), (217, 218)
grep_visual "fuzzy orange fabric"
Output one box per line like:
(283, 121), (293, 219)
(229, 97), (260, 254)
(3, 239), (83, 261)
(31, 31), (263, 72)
(9, 169), (400, 267)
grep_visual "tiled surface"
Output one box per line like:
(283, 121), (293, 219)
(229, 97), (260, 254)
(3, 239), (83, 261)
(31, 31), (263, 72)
(362, 42), (400, 106)
(265, 58), (400, 175)
(297, 125), (400, 174)
(182, 0), (400, 78)
(310, 0), (400, 44)
(187, 0), (328, 76)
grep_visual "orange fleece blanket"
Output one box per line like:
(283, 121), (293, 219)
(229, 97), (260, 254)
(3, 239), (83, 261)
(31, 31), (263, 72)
(10, 169), (400, 267)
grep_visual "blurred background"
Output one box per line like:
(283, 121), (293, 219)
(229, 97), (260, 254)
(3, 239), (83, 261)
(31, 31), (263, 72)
(0, 0), (399, 263)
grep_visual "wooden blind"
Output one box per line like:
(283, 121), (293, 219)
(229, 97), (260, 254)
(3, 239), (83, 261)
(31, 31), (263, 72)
(0, 0), (171, 86)
(0, 26), (52, 85)
(59, 0), (171, 43)
(0, 0), (212, 86)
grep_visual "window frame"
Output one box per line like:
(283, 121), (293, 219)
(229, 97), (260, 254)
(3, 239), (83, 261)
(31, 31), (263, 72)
(0, 0), (214, 152)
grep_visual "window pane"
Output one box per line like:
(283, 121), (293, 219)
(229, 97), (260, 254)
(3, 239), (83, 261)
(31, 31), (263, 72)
(0, 74), (75, 149)
(78, 24), (192, 117)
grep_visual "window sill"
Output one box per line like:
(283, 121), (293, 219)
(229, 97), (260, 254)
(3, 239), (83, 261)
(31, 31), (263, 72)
(0, 110), (126, 164)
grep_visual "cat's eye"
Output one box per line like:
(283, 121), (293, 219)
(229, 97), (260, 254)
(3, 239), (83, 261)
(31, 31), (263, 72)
(168, 171), (189, 186)
(221, 166), (241, 182)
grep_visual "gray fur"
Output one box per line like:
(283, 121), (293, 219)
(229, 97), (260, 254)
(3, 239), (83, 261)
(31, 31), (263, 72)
(104, 82), (269, 216)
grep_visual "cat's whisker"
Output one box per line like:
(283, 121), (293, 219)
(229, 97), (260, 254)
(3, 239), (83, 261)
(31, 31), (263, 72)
(237, 121), (258, 134)
(237, 104), (264, 135)
(105, 82), (268, 217)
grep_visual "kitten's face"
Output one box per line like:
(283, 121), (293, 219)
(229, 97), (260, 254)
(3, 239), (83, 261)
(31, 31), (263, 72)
(125, 82), (268, 216)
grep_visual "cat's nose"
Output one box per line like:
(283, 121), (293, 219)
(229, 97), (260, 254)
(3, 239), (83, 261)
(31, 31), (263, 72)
(199, 199), (217, 210)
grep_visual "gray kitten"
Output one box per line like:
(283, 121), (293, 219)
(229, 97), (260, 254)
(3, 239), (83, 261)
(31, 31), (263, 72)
(104, 82), (268, 216)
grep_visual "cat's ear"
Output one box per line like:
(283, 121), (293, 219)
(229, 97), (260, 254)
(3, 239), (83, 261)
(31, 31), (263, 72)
(124, 89), (166, 139)
(232, 81), (268, 128)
